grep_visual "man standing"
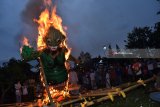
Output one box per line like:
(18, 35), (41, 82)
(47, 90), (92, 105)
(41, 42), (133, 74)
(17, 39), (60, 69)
(15, 81), (22, 105)
(69, 69), (79, 95)
(90, 69), (96, 89)
(69, 69), (78, 85)
(22, 82), (28, 102)
(132, 60), (142, 80)
(106, 71), (111, 88)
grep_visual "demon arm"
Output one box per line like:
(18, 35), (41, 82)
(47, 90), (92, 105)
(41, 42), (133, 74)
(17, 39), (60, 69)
(21, 45), (40, 61)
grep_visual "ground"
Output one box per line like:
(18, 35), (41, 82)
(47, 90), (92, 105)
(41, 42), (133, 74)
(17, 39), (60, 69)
(95, 82), (160, 107)
(0, 82), (159, 107)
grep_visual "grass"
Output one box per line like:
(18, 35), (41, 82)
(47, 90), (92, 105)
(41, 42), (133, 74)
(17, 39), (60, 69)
(93, 83), (160, 107)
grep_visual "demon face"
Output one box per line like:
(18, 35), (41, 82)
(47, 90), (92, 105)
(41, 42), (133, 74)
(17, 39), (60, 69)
(44, 26), (65, 51)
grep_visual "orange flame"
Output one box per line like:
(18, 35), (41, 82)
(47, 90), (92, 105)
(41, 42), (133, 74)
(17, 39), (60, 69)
(36, 2), (71, 104)
(20, 0), (72, 104)
(36, 5), (71, 60)
(20, 37), (30, 53)
(51, 6), (66, 36)
(22, 37), (30, 46)
(36, 9), (49, 51)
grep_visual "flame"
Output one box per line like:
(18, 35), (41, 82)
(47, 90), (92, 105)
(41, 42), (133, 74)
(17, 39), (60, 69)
(36, 9), (50, 51)
(22, 37), (30, 46)
(20, 37), (30, 53)
(21, 0), (72, 104)
(40, 70), (70, 104)
(36, 5), (71, 60)
(51, 6), (66, 36)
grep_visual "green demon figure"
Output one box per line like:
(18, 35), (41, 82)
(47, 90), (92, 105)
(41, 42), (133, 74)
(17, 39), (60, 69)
(21, 26), (71, 85)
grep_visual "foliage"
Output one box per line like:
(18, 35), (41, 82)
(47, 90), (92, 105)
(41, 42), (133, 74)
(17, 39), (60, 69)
(0, 58), (30, 103)
(124, 22), (160, 58)
(125, 0), (160, 49)
(149, 22), (160, 48)
(78, 51), (92, 69)
(78, 51), (92, 64)
(125, 26), (152, 49)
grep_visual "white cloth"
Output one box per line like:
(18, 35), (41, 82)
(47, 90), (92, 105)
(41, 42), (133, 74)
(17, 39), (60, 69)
(69, 71), (78, 84)
(22, 86), (28, 95)
(105, 72), (110, 88)
(90, 72), (95, 81)
(15, 82), (21, 95)
(136, 70), (142, 75)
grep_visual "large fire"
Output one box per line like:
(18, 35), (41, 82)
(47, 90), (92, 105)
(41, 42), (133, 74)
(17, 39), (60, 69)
(35, 5), (71, 60)
(21, 0), (72, 105)
(36, 0), (71, 105)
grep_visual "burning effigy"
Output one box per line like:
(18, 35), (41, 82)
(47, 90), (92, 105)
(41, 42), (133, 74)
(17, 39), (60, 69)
(20, 0), (72, 105)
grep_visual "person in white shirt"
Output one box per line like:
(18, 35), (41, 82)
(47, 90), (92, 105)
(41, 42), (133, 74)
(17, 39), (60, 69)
(106, 71), (111, 88)
(90, 69), (97, 89)
(132, 61), (142, 80)
(22, 82), (28, 102)
(15, 81), (22, 105)
(69, 69), (79, 95)
(69, 69), (78, 85)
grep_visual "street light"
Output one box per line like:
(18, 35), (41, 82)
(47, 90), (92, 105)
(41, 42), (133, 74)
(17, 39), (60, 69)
(103, 45), (107, 57)
(103, 43), (110, 57)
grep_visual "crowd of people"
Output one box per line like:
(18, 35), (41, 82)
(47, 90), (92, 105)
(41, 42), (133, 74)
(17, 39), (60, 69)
(14, 79), (37, 105)
(69, 59), (160, 91)
(14, 81), (28, 106)
(13, 58), (160, 104)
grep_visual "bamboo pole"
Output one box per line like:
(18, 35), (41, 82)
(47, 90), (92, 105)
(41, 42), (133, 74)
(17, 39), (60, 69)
(38, 57), (55, 107)
(60, 77), (155, 106)
(85, 77), (155, 106)
(70, 82), (132, 98)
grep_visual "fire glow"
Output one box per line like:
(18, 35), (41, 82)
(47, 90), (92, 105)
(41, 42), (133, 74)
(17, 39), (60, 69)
(20, 37), (30, 53)
(35, 5), (71, 60)
(36, 1), (71, 104)
(20, 0), (71, 104)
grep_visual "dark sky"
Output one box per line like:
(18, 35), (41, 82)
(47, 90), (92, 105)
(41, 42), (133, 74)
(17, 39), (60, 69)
(0, 0), (159, 61)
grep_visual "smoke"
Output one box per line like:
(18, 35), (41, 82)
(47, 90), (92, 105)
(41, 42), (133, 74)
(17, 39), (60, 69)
(21, 0), (44, 26)
(19, 0), (44, 47)
(56, 0), (160, 57)
(19, 0), (159, 58)
(20, 0), (56, 47)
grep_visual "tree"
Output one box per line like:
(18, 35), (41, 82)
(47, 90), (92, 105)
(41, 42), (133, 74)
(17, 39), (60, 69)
(125, 27), (152, 49)
(78, 51), (92, 70)
(124, 0), (160, 57)
(78, 51), (91, 64)
(0, 58), (30, 103)
(124, 22), (160, 58)
(149, 22), (160, 48)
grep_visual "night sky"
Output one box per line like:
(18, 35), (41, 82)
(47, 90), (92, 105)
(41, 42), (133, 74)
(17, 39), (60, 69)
(0, 0), (159, 61)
